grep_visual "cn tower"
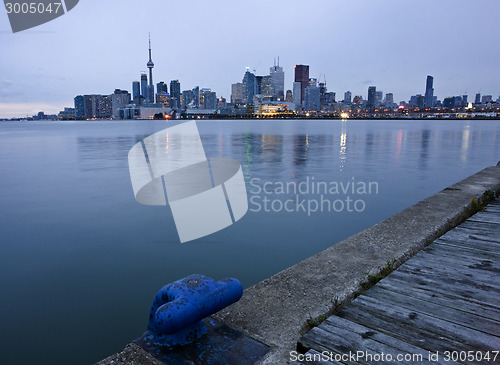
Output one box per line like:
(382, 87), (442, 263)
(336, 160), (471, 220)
(147, 33), (154, 103)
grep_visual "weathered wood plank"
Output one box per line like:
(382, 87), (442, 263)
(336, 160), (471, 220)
(342, 296), (500, 358)
(382, 272), (500, 310)
(363, 284), (500, 336)
(376, 277), (500, 322)
(387, 270), (500, 307)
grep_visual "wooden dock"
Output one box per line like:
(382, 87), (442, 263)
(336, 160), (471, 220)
(297, 199), (500, 365)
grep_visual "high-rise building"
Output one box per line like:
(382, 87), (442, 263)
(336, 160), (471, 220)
(74, 95), (85, 118)
(285, 89), (293, 103)
(293, 82), (302, 107)
(475, 93), (481, 104)
(270, 59), (284, 100)
(294, 65), (309, 103)
(192, 86), (200, 108)
(147, 34), (155, 103)
(344, 91), (352, 104)
(304, 85), (320, 112)
(367, 86), (376, 110)
(384, 93), (394, 106)
(482, 95), (493, 103)
(231, 82), (243, 104)
(182, 90), (194, 108)
(425, 75), (434, 108)
(132, 81), (140, 100)
(200, 88), (217, 109)
(157, 82), (168, 94)
(112, 89), (131, 117)
(242, 69), (257, 104)
(170, 80), (181, 108)
(140, 73), (148, 100)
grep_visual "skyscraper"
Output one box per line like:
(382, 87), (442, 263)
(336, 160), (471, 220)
(231, 83), (243, 104)
(270, 58), (284, 100)
(293, 82), (302, 107)
(170, 80), (181, 108)
(157, 81), (168, 94)
(425, 75), (434, 108)
(242, 69), (257, 104)
(367, 86), (376, 110)
(132, 81), (140, 100)
(475, 93), (481, 104)
(147, 34), (155, 103)
(294, 65), (309, 104)
(140, 73), (148, 100)
(344, 91), (352, 104)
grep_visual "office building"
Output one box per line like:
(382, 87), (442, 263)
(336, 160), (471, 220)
(132, 81), (140, 100)
(293, 82), (302, 107)
(304, 85), (320, 112)
(200, 88), (217, 109)
(140, 73), (148, 100)
(231, 82), (243, 104)
(270, 59), (284, 100)
(170, 80), (181, 108)
(112, 89), (131, 118)
(425, 75), (434, 108)
(242, 69), (257, 104)
(344, 91), (352, 104)
(367, 86), (376, 110)
(294, 64), (309, 103)
(475, 93), (481, 104)
(157, 81), (168, 94)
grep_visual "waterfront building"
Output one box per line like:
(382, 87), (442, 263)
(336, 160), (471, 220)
(293, 82), (302, 107)
(344, 91), (352, 104)
(285, 89), (293, 103)
(409, 94), (425, 109)
(112, 89), (131, 118)
(74, 95), (84, 118)
(270, 59), (285, 100)
(58, 107), (76, 120)
(170, 80), (181, 109)
(294, 64), (309, 104)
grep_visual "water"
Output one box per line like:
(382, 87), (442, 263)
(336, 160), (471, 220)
(0, 119), (498, 364)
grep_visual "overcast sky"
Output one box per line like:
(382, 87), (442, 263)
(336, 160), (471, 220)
(0, 0), (499, 118)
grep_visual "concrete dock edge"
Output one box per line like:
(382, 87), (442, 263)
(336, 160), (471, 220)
(97, 163), (500, 365)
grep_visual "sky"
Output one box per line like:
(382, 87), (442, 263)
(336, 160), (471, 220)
(0, 0), (499, 118)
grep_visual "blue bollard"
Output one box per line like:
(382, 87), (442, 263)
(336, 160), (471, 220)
(146, 274), (243, 347)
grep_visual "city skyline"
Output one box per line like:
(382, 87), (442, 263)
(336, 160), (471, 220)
(1, 0), (500, 118)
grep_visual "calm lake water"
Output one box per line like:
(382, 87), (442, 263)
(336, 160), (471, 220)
(0, 119), (499, 364)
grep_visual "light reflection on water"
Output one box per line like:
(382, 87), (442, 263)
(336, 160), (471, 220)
(0, 118), (499, 365)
